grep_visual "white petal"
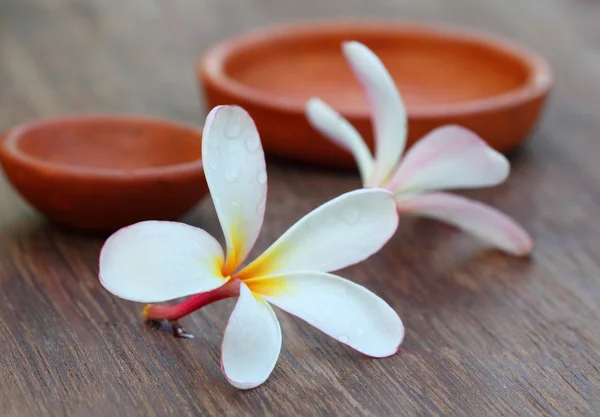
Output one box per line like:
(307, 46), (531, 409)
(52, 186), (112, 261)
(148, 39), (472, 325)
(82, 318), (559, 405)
(237, 189), (398, 279)
(342, 41), (407, 186)
(387, 125), (510, 195)
(397, 192), (534, 256)
(305, 97), (374, 184)
(99, 221), (227, 303)
(221, 283), (282, 389)
(247, 272), (404, 357)
(202, 106), (267, 274)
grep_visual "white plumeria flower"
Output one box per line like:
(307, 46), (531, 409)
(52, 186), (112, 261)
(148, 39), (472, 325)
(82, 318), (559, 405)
(99, 105), (404, 390)
(306, 41), (534, 256)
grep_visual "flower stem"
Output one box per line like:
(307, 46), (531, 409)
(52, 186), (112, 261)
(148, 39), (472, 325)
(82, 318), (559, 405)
(143, 279), (240, 321)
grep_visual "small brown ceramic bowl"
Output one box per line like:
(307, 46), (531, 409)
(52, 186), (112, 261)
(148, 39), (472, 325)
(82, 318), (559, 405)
(0, 115), (207, 231)
(199, 20), (553, 168)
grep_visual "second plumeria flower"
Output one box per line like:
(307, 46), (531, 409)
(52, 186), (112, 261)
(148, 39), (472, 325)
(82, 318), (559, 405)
(306, 41), (534, 256)
(99, 105), (404, 390)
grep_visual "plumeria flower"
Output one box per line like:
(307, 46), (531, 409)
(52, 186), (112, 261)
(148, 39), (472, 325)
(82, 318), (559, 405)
(306, 41), (533, 256)
(99, 105), (404, 390)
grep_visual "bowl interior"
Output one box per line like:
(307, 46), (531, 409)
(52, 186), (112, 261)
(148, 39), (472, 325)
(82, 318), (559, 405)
(222, 28), (532, 112)
(14, 118), (201, 171)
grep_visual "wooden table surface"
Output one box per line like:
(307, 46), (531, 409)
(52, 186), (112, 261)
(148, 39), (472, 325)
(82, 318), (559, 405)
(1, 0), (599, 415)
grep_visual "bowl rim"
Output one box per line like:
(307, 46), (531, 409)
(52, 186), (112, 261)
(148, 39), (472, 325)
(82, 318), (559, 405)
(198, 18), (554, 119)
(0, 114), (205, 181)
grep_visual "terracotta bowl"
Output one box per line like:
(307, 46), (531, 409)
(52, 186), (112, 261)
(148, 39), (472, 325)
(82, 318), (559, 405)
(0, 116), (207, 231)
(199, 20), (553, 168)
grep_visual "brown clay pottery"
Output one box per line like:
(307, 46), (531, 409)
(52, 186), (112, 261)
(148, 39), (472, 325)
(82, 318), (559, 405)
(198, 20), (553, 168)
(0, 115), (207, 231)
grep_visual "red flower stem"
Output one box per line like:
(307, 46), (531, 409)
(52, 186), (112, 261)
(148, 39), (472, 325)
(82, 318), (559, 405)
(143, 279), (241, 321)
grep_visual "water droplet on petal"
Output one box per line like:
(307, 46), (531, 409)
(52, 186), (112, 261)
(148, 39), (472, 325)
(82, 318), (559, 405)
(256, 199), (266, 215)
(338, 334), (350, 344)
(246, 135), (260, 151)
(225, 117), (241, 138)
(231, 200), (241, 208)
(225, 167), (239, 182)
(342, 208), (360, 225)
(257, 170), (267, 184)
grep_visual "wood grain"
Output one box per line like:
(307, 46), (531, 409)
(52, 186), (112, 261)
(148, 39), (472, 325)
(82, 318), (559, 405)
(1, 0), (599, 415)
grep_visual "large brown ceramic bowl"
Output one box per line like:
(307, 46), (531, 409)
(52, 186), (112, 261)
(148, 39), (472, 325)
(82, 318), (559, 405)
(199, 20), (553, 168)
(0, 115), (207, 231)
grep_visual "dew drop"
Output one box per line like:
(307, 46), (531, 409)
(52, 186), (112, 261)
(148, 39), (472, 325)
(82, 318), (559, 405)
(225, 117), (241, 138)
(342, 207), (360, 225)
(338, 334), (350, 344)
(225, 167), (239, 182)
(256, 199), (266, 215)
(231, 200), (241, 208)
(246, 135), (260, 152)
(257, 170), (267, 184)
